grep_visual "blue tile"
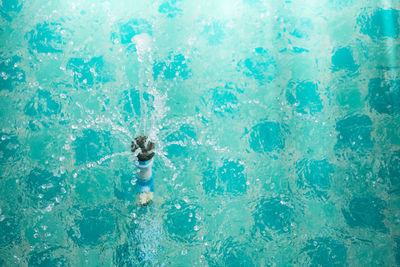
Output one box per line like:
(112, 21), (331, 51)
(164, 201), (199, 241)
(359, 8), (400, 39)
(206, 237), (255, 267)
(368, 78), (400, 115)
(72, 129), (112, 165)
(202, 21), (225, 45)
(202, 159), (246, 195)
(342, 197), (387, 232)
(0, 56), (25, 92)
(153, 53), (191, 80)
(249, 121), (285, 153)
(238, 47), (278, 83)
(0, 213), (19, 247)
(331, 47), (359, 72)
(302, 237), (347, 267)
(0, 0), (23, 21)
(218, 160), (247, 194)
(380, 150), (400, 193)
(286, 81), (323, 115)
(335, 114), (374, 151)
(71, 207), (114, 246)
(28, 248), (67, 267)
(24, 89), (61, 118)
(253, 197), (293, 236)
(0, 132), (18, 162)
(209, 87), (239, 116)
(297, 159), (334, 197)
(66, 56), (113, 88)
(26, 22), (65, 53)
(118, 19), (152, 44)
(158, 0), (182, 18)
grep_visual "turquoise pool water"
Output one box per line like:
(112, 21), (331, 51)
(1, 0), (400, 266)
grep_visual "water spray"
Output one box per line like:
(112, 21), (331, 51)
(131, 136), (155, 206)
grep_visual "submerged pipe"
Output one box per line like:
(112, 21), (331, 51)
(131, 136), (155, 206)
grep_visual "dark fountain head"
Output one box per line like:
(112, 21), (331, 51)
(131, 136), (155, 162)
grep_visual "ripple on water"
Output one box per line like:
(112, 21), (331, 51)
(335, 114), (374, 151)
(253, 196), (294, 239)
(202, 159), (247, 195)
(158, 0), (183, 18)
(205, 85), (240, 117)
(202, 21), (225, 45)
(26, 22), (66, 54)
(206, 237), (255, 267)
(69, 207), (115, 246)
(0, 56), (25, 92)
(0, 0), (23, 21)
(165, 123), (196, 158)
(0, 132), (19, 163)
(380, 150), (400, 193)
(358, 8), (400, 40)
(72, 129), (112, 165)
(331, 47), (359, 73)
(25, 168), (65, 208)
(0, 213), (20, 247)
(237, 47), (278, 84)
(120, 88), (154, 117)
(395, 237), (400, 265)
(296, 158), (334, 198)
(342, 196), (387, 232)
(286, 81), (323, 115)
(302, 237), (347, 267)
(28, 247), (68, 267)
(66, 56), (114, 88)
(115, 242), (137, 267)
(164, 200), (200, 242)
(249, 121), (285, 153)
(24, 89), (62, 118)
(114, 170), (135, 202)
(367, 78), (400, 115)
(111, 19), (152, 45)
(153, 53), (191, 80)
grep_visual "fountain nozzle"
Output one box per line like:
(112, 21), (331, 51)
(131, 136), (155, 162)
(131, 136), (155, 206)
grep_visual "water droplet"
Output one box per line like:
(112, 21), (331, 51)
(45, 204), (53, 212)
(175, 203), (181, 209)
